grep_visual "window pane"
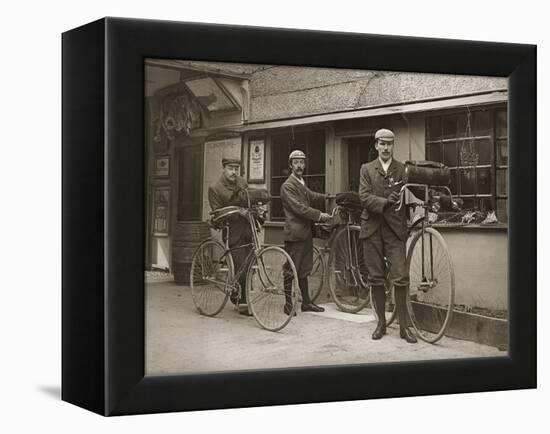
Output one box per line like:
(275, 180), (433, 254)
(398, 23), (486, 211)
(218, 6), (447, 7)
(185, 78), (237, 112)
(307, 131), (325, 174)
(477, 167), (492, 195)
(294, 132), (307, 150)
(270, 198), (284, 220)
(496, 109), (508, 138)
(496, 199), (508, 223)
(449, 169), (459, 194)
(460, 197), (476, 211)
(497, 169), (508, 196)
(271, 144), (283, 176)
(456, 113), (468, 138)
(473, 110), (491, 137)
(427, 117), (441, 141)
(458, 139), (478, 167)
(271, 133), (291, 176)
(497, 139), (508, 166)
(443, 141), (458, 167)
(478, 197), (494, 213)
(305, 175), (325, 193)
(271, 177), (286, 196)
(460, 169), (476, 195)
(426, 142), (442, 162)
(476, 138), (492, 165)
(442, 115), (458, 139)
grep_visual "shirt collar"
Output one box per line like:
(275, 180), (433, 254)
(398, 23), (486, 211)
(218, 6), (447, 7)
(378, 157), (393, 172)
(291, 173), (305, 185)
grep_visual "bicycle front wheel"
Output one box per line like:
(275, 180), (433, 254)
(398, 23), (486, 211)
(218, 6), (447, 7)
(246, 246), (298, 332)
(190, 239), (232, 317)
(406, 227), (455, 343)
(309, 246), (326, 303)
(327, 226), (370, 313)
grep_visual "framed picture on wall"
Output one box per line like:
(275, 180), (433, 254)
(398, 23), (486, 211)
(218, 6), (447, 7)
(152, 185), (170, 236)
(247, 138), (265, 183)
(154, 155), (170, 178)
(62, 17), (536, 416)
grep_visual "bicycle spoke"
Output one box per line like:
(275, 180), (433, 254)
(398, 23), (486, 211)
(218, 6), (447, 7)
(328, 226), (370, 313)
(190, 241), (231, 317)
(247, 247), (296, 332)
(407, 228), (454, 343)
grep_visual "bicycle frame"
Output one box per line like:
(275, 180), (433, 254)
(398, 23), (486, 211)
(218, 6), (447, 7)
(319, 204), (366, 288)
(215, 205), (275, 298)
(395, 183), (455, 291)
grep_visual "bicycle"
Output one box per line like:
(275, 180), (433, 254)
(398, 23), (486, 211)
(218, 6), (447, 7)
(189, 199), (299, 332)
(312, 185), (457, 343)
(308, 195), (378, 314)
(393, 183), (457, 343)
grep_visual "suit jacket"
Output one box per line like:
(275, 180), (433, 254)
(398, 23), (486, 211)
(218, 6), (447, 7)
(280, 175), (325, 242)
(359, 159), (409, 241)
(208, 174), (251, 246)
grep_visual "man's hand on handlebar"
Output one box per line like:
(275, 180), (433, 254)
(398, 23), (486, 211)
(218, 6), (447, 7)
(387, 191), (400, 205)
(319, 212), (332, 223)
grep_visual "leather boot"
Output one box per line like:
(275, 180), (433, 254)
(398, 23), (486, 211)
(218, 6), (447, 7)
(300, 278), (324, 312)
(371, 285), (387, 340)
(283, 277), (296, 316)
(395, 285), (417, 343)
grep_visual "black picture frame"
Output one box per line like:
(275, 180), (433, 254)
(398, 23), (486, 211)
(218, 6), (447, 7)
(62, 17), (536, 416)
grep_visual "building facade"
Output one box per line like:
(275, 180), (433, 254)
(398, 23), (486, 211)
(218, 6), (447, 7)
(145, 60), (508, 313)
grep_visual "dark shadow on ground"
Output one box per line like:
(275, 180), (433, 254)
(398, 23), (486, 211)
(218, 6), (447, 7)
(38, 385), (61, 400)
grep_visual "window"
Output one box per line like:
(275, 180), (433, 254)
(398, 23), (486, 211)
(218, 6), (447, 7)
(426, 107), (508, 222)
(184, 77), (240, 113)
(270, 129), (326, 220)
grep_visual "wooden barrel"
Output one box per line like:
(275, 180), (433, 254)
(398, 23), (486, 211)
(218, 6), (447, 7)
(172, 221), (211, 284)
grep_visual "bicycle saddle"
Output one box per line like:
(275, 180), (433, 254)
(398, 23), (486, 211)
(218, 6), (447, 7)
(210, 206), (245, 224)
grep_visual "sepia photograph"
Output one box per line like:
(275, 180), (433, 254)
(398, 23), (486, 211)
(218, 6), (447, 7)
(144, 59), (509, 375)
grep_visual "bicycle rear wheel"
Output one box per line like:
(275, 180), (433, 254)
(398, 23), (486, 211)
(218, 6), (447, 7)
(246, 246), (298, 332)
(406, 227), (455, 343)
(309, 246), (326, 303)
(190, 239), (232, 317)
(327, 226), (370, 313)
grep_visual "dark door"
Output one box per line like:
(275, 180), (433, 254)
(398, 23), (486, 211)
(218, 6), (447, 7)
(178, 144), (203, 221)
(347, 136), (376, 191)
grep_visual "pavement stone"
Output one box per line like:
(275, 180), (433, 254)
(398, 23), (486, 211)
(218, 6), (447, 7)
(145, 279), (505, 375)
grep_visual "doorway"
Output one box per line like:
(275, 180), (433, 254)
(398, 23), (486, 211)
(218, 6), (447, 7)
(347, 136), (377, 191)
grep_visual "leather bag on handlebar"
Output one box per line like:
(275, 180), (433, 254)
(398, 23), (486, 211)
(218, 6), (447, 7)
(403, 161), (451, 186)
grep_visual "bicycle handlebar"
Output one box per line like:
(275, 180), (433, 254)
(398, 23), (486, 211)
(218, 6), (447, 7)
(394, 183), (457, 212)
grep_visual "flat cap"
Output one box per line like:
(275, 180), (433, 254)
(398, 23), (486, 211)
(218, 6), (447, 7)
(222, 156), (241, 166)
(375, 128), (395, 141)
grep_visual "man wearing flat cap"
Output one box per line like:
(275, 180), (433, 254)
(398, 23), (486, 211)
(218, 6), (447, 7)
(281, 150), (331, 315)
(359, 128), (417, 343)
(208, 156), (253, 315)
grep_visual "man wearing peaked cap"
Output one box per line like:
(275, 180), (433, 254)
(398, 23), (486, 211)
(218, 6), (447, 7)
(221, 156), (242, 166)
(280, 149), (331, 315)
(208, 155), (253, 316)
(374, 128), (395, 141)
(359, 128), (418, 343)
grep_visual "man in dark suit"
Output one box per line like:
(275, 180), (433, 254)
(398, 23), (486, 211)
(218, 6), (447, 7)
(208, 156), (253, 316)
(281, 150), (331, 315)
(359, 129), (417, 343)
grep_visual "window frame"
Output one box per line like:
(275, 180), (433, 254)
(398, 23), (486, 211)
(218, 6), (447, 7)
(425, 105), (508, 222)
(269, 128), (327, 221)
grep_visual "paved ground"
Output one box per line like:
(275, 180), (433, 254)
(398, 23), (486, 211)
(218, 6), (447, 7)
(145, 277), (505, 375)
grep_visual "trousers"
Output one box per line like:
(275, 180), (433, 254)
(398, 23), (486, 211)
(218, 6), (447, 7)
(362, 219), (409, 287)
